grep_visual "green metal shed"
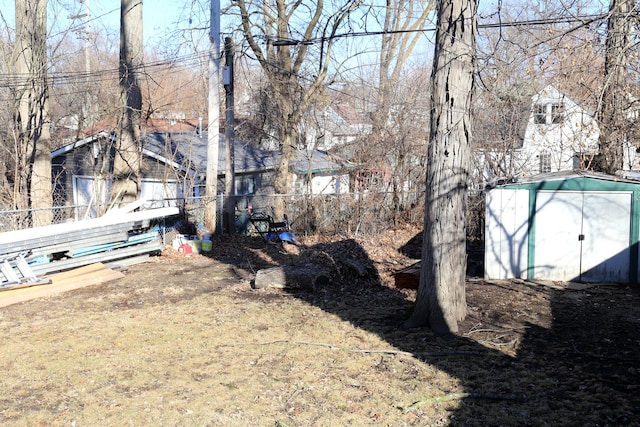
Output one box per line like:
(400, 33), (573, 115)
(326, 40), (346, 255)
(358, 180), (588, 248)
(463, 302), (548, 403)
(485, 170), (640, 284)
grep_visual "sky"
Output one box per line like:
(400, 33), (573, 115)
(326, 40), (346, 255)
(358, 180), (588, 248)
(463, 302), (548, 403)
(0, 0), (197, 48)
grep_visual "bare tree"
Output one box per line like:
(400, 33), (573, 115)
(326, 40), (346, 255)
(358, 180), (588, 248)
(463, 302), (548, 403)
(473, 0), (606, 183)
(365, 0), (433, 224)
(371, 0), (434, 137)
(404, 0), (477, 333)
(13, 0), (52, 226)
(113, 0), (143, 204)
(0, 15), (17, 209)
(233, 0), (360, 217)
(597, 0), (635, 174)
(142, 55), (207, 120)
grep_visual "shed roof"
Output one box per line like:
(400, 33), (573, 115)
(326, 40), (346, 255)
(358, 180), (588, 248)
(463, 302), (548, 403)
(490, 170), (640, 192)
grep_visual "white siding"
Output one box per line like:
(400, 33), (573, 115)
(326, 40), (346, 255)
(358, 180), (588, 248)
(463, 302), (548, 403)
(140, 178), (180, 208)
(292, 174), (349, 195)
(484, 189), (530, 279)
(518, 86), (599, 176)
(73, 175), (110, 218)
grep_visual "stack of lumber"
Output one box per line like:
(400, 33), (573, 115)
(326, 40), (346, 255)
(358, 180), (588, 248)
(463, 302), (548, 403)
(0, 263), (124, 308)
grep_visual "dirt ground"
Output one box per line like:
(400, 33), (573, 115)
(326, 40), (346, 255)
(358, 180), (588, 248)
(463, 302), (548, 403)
(1, 225), (639, 426)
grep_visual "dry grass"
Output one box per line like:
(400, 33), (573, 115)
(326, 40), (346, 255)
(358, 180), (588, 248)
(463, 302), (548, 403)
(0, 228), (638, 426)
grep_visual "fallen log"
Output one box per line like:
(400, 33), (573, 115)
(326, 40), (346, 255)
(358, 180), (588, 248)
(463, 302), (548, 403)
(340, 257), (369, 277)
(253, 265), (330, 291)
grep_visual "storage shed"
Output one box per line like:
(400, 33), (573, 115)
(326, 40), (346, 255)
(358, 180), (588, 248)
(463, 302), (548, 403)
(485, 170), (640, 284)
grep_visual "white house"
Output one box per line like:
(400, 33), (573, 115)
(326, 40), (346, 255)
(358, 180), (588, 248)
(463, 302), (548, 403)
(478, 85), (638, 186)
(301, 104), (372, 152)
(517, 85), (600, 175)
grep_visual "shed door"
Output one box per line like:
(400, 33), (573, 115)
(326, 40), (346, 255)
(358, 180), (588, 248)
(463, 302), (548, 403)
(534, 191), (631, 283)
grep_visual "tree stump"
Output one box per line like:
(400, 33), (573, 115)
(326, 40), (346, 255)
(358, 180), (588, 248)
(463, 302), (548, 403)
(253, 265), (330, 291)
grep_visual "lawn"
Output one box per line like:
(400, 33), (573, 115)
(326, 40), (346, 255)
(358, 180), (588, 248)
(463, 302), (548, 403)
(1, 226), (638, 426)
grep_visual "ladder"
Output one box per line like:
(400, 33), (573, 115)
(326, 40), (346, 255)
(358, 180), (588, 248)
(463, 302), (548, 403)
(0, 252), (50, 289)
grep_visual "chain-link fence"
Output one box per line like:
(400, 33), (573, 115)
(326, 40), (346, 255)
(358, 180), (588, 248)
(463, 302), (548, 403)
(0, 189), (486, 242)
(174, 190), (426, 237)
(0, 205), (79, 233)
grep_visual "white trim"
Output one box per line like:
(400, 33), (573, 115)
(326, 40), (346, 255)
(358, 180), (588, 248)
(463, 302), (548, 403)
(51, 131), (111, 158)
(140, 148), (198, 176)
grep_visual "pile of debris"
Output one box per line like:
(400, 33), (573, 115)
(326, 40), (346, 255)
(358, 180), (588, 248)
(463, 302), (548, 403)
(0, 199), (179, 291)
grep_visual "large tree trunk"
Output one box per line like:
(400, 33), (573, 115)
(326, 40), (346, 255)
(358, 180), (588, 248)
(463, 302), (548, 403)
(404, 0), (477, 334)
(14, 0), (52, 226)
(273, 124), (296, 217)
(113, 0), (143, 205)
(597, 0), (632, 174)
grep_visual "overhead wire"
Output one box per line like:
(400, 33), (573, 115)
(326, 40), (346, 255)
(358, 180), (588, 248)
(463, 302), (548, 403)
(0, 10), (610, 85)
(0, 8), (616, 110)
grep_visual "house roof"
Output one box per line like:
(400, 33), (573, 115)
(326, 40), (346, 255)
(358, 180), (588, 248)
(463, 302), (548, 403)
(332, 104), (370, 127)
(52, 130), (351, 177)
(71, 118), (210, 138)
(142, 131), (277, 175)
(533, 85), (596, 117)
(147, 131), (352, 176)
(50, 131), (114, 158)
(315, 104), (372, 138)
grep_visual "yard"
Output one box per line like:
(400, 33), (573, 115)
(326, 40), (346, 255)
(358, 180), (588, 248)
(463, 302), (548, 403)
(0, 225), (638, 426)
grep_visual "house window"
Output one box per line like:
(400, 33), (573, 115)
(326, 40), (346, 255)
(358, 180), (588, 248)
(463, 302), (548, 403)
(355, 169), (387, 191)
(534, 103), (564, 124)
(540, 152), (552, 173)
(534, 104), (547, 124)
(551, 103), (564, 124)
(235, 175), (256, 195)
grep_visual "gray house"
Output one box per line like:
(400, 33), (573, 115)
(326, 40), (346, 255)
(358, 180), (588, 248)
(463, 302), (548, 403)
(485, 170), (640, 284)
(51, 130), (351, 216)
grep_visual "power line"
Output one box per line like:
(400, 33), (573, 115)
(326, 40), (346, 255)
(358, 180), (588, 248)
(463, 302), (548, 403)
(0, 50), (215, 90)
(0, 10), (617, 109)
(268, 13), (608, 46)
(0, 11), (609, 87)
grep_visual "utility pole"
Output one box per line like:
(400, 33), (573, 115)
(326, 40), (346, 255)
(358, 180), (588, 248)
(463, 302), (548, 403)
(83, 0), (92, 125)
(205, 0), (220, 233)
(114, 0), (143, 205)
(72, 0), (92, 126)
(224, 36), (236, 233)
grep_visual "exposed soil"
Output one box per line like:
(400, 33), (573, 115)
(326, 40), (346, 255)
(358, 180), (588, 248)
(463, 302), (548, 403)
(0, 225), (638, 426)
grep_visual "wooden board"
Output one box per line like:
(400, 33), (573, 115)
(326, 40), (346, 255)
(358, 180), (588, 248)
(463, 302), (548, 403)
(394, 261), (420, 289)
(0, 263), (125, 308)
